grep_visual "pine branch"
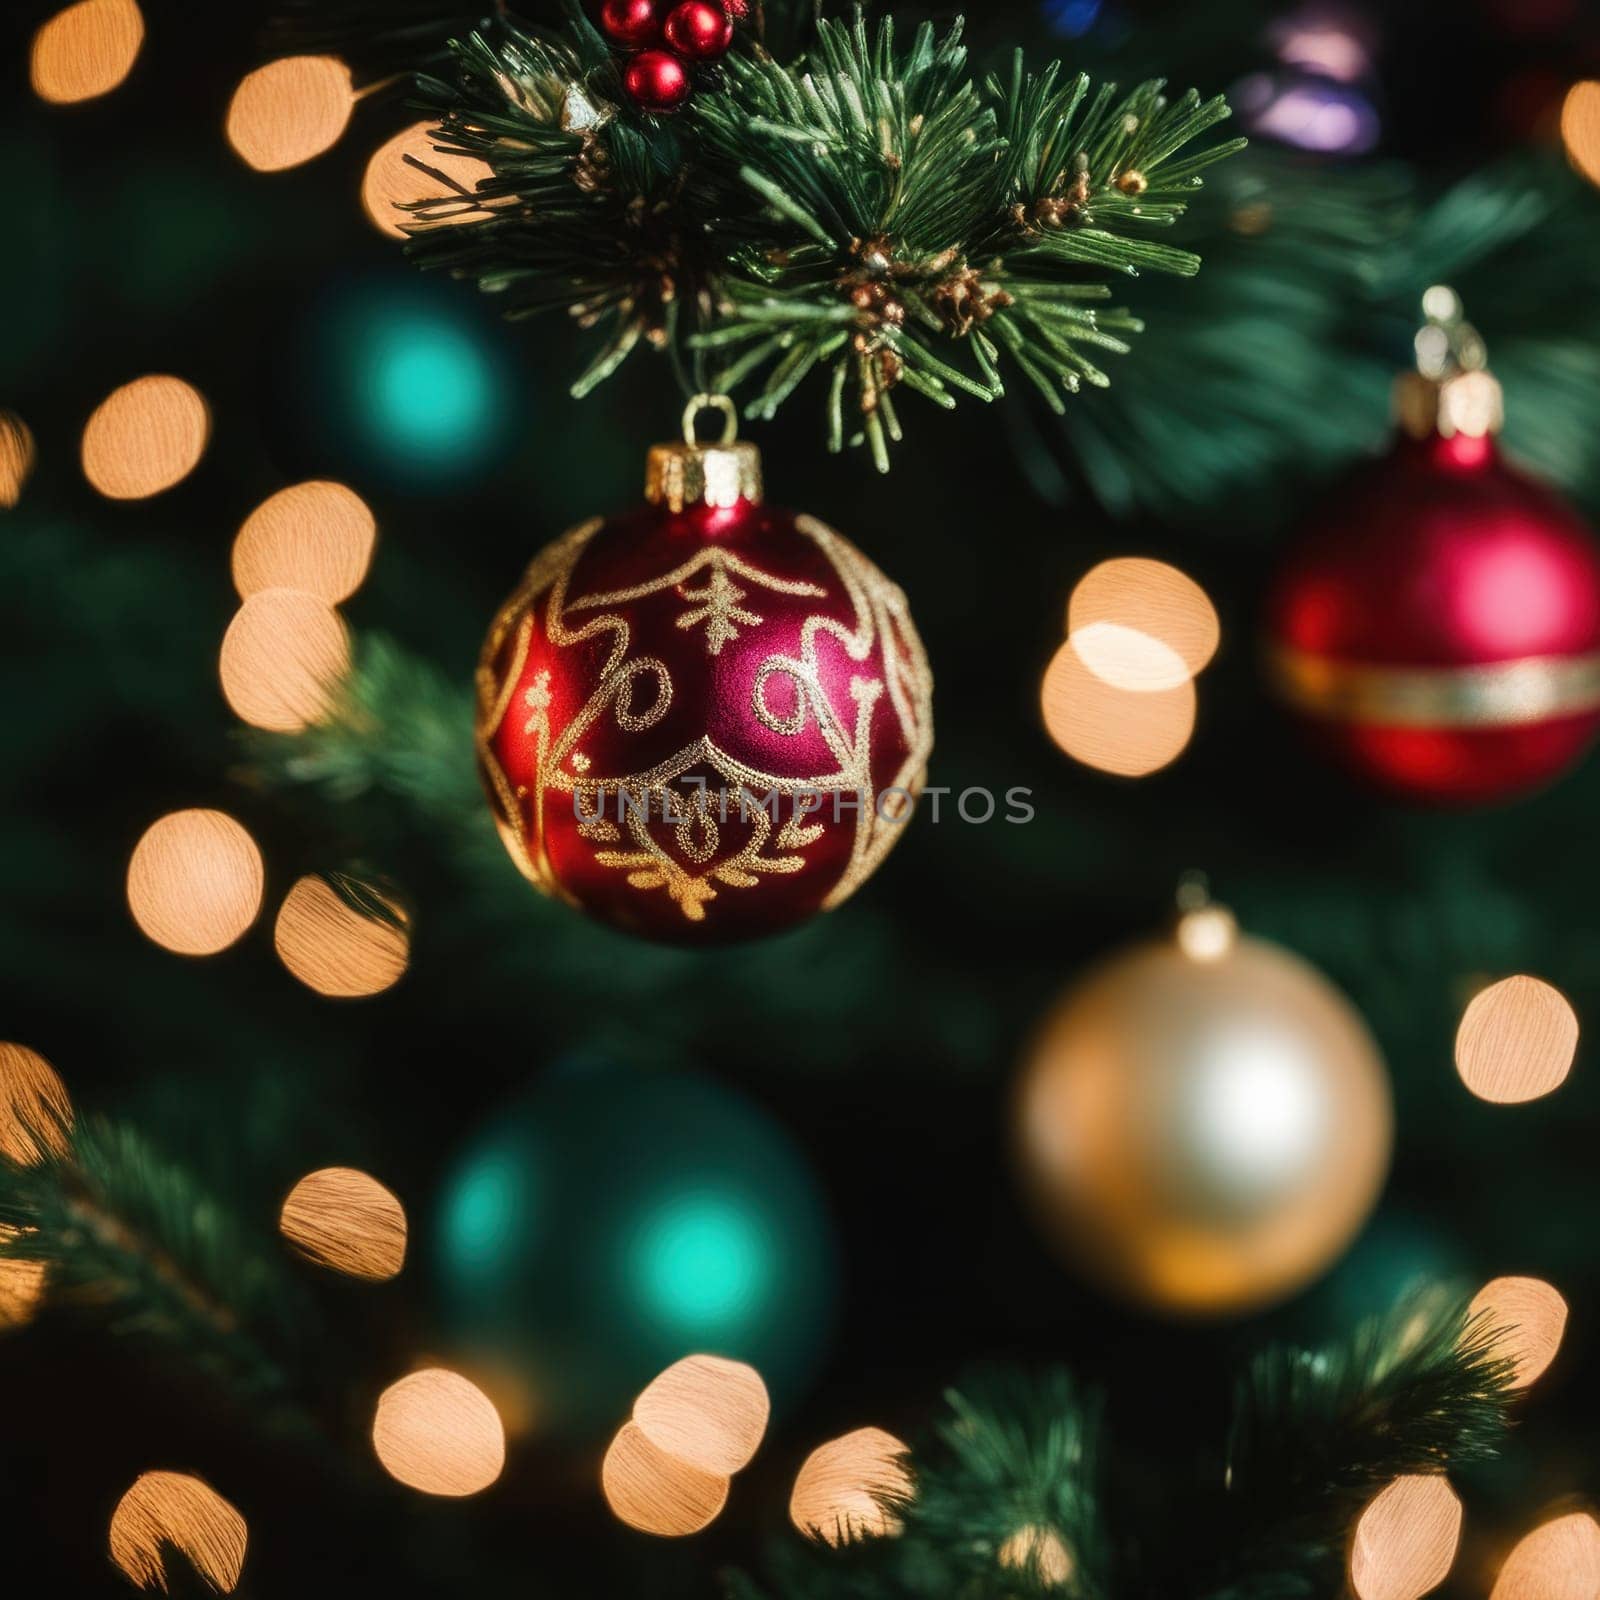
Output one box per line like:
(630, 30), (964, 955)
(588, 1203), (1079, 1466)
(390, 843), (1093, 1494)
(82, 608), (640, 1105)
(241, 632), (482, 837)
(393, 7), (1240, 466)
(732, 1370), (1107, 1600)
(1201, 1290), (1518, 1600)
(0, 1120), (312, 1407)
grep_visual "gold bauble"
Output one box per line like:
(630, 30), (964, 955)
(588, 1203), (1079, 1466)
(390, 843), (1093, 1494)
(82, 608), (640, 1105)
(1016, 906), (1392, 1314)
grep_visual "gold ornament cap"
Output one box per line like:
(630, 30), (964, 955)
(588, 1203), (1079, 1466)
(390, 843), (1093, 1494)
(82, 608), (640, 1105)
(646, 394), (764, 512)
(1393, 286), (1504, 442)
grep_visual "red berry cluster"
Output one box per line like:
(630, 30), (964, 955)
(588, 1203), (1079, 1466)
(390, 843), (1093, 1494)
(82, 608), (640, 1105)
(599, 0), (737, 113)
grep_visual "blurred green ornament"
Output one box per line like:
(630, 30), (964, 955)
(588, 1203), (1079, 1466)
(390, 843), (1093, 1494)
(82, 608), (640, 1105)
(434, 1060), (837, 1442)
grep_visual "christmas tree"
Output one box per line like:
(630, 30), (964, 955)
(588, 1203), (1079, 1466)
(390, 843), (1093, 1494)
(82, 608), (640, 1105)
(4, 0), (1600, 1594)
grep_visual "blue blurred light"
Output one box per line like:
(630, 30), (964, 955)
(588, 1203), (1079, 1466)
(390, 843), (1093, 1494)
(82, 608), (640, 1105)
(364, 315), (496, 465)
(1042, 0), (1103, 38)
(441, 1147), (530, 1283)
(631, 1189), (772, 1334)
(305, 279), (516, 487)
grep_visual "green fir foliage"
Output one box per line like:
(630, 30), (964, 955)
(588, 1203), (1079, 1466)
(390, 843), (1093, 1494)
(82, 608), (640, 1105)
(0, 1120), (307, 1403)
(403, 6), (1242, 466)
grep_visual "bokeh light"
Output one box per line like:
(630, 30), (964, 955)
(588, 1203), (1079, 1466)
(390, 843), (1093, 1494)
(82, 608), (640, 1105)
(602, 1421), (730, 1537)
(273, 875), (410, 998)
(1455, 976), (1578, 1104)
(109, 1472), (247, 1595)
(0, 412), (36, 509)
(126, 809), (264, 956)
(1469, 1276), (1567, 1389)
(279, 1167), (407, 1281)
(29, 0), (144, 105)
(633, 1355), (770, 1477)
(294, 282), (516, 487)
(1561, 83), (1600, 189)
(998, 1525), (1075, 1586)
(372, 1369), (506, 1497)
(1348, 1474), (1462, 1600)
(1042, 639), (1197, 776)
(226, 56), (355, 173)
(361, 313), (500, 469)
(1490, 1511), (1600, 1600)
(361, 121), (493, 238)
(1042, 0), (1103, 39)
(631, 1190), (773, 1334)
(81, 375), (210, 500)
(1234, 71), (1380, 154)
(789, 1427), (912, 1546)
(0, 1043), (73, 1166)
(232, 481), (376, 603)
(0, 1226), (46, 1331)
(1269, 9), (1373, 83)
(219, 588), (350, 732)
(1067, 558), (1220, 690)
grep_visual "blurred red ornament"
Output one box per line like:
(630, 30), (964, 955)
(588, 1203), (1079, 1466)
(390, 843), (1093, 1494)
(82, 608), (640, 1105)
(664, 0), (734, 59)
(1267, 301), (1600, 805)
(599, 0), (662, 48)
(477, 398), (934, 944)
(725, 0), (750, 16)
(624, 48), (692, 111)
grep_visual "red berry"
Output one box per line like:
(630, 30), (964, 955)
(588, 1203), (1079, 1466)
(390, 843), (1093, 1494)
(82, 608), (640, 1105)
(663, 0), (734, 59)
(624, 48), (693, 112)
(599, 0), (661, 49)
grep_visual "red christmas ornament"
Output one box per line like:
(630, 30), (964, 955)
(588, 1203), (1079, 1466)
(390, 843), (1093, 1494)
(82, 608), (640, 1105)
(477, 397), (934, 944)
(1266, 304), (1600, 805)
(664, 0), (734, 59)
(599, 0), (662, 49)
(724, 0), (750, 17)
(624, 47), (693, 112)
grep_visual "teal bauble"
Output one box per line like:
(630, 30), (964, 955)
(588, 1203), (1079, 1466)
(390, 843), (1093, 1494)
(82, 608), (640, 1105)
(434, 1061), (837, 1442)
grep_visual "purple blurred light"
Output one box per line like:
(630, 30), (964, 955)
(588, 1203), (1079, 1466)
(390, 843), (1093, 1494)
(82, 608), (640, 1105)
(1244, 76), (1380, 154)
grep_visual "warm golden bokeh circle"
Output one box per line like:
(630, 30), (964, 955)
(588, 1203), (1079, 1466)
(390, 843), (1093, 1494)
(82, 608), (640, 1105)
(226, 56), (355, 173)
(274, 875), (409, 998)
(218, 588), (350, 732)
(109, 1472), (248, 1596)
(361, 121), (493, 238)
(602, 1421), (730, 1537)
(0, 412), (36, 510)
(1455, 976), (1578, 1104)
(126, 809), (264, 957)
(0, 1043), (74, 1166)
(1561, 82), (1600, 190)
(997, 1525), (1075, 1585)
(1348, 1474), (1462, 1600)
(232, 481), (376, 604)
(29, 0), (144, 105)
(1469, 1276), (1568, 1389)
(279, 1167), (407, 1281)
(633, 1355), (770, 1477)
(1490, 1511), (1600, 1600)
(1042, 639), (1196, 776)
(372, 1369), (506, 1497)
(789, 1427), (912, 1546)
(81, 375), (210, 500)
(0, 1226), (47, 1331)
(1068, 558), (1220, 690)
